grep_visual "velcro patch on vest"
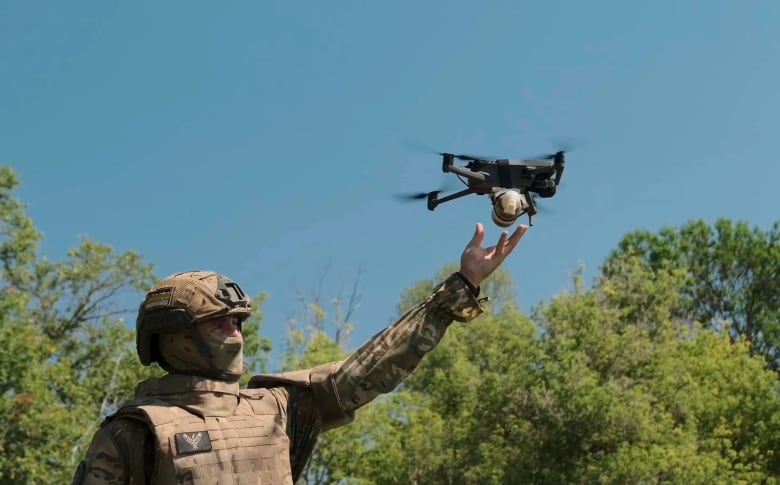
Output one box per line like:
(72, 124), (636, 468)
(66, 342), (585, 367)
(174, 431), (212, 455)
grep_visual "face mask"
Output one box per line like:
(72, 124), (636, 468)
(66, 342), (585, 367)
(158, 328), (244, 382)
(201, 333), (244, 377)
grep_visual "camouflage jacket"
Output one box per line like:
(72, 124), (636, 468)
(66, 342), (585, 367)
(72, 272), (483, 484)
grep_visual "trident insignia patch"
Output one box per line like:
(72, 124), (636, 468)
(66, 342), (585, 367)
(175, 431), (212, 454)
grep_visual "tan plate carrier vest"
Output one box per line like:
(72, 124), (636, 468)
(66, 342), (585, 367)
(115, 388), (294, 485)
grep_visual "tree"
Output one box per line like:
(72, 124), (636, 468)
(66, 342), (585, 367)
(322, 258), (780, 484)
(601, 218), (780, 367)
(10, 158), (778, 484)
(278, 272), (372, 485)
(0, 166), (159, 483)
(239, 291), (273, 386)
(0, 166), (271, 483)
(325, 265), (539, 484)
(525, 259), (780, 484)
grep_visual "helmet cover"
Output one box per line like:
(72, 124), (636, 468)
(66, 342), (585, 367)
(136, 270), (251, 366)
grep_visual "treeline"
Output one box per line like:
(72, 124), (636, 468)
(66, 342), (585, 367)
(1, 166), (779, 484)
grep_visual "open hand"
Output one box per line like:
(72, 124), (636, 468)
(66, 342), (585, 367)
(459, 222), (528, 288)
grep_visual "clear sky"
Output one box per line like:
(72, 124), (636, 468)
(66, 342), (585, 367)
(3, 1), (779, 369)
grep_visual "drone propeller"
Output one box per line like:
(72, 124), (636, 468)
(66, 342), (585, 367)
(528, 136), (584, 160)
(550, 136), (584, 152)
(438, 152), (495, 162)
(529, 151), (564, 161)
(394, 190), (443, 201)
(394, 171), (464, 203)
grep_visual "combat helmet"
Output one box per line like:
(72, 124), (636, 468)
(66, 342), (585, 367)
(136, 270), (251, 366)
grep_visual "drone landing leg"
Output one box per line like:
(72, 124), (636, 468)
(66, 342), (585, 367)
(525, 191), (537, 226)
(427, 188), (475, 211)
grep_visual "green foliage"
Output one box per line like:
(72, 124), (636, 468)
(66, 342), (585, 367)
(0, 167), (271, 483)
(0, 167), (158, 483)
(239, 292), (273, 386)
(4, 163), (780, 484)
(395, 263), (516, 318)
(388, 304), (543, 484)
(528, 261), (780, 484)
(602, 218), (780, 367)
(282, 283), (356, 373)
(292, 236), (780, 484)
(280, 291), (361, 484)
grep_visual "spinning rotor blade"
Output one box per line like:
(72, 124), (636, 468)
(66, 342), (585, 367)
(394, 190), (442, 201)
(443, 153), (496, 162)
(394, 175), (461, 203)
(550, 136), (585, 153)
(528, 152), (560, 161)
(527, 136), (585, 160)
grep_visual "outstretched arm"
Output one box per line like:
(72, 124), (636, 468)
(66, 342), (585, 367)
(332, 223), (527, 416)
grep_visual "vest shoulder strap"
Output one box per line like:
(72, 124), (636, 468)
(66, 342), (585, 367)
(248, 362), (353, 430)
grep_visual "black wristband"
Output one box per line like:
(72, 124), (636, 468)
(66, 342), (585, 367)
(455, 272), (480, 297)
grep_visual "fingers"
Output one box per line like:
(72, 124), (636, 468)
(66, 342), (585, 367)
(506, 224), (528, 252)
(508, 224), (528, 247)
(466, 222), (528, 260)
(466, 222), (485, 249)
(495, 224), (528, 259)
(493, 230), (509, 257)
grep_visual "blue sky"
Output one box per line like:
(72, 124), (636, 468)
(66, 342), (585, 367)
(3, 1), (779, 369)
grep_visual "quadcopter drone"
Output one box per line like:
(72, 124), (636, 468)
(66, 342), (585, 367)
(400, 150), (567, 226)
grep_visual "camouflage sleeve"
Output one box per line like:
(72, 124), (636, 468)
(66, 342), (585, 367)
(332, 272), (483, 415)
(246, 273), (483, 437)
(71, 418), (153, 485)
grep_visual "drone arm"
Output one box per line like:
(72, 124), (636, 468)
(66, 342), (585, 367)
(427, 188), (476, 211)
(554, 164), (564, 186)
(445, 165), (486, 183)
(553, 152), (565, 186)
(525, 191), (538, 226)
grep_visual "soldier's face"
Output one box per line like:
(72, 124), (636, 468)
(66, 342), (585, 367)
(196, 315), (242, 340)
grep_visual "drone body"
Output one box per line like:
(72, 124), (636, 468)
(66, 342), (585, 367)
(417, 151), (567, 226)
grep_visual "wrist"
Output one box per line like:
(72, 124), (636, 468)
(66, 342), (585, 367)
(455, 271), (480, 297)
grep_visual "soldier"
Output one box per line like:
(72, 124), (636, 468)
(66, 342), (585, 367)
(72, 222), (527, 484)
